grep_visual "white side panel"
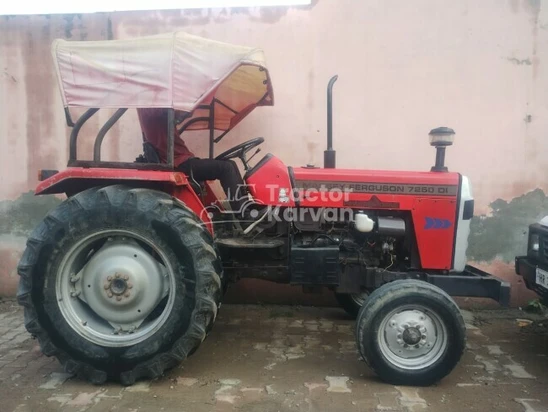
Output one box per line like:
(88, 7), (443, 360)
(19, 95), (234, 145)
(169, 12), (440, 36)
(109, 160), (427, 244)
(452, 176), (473, 272)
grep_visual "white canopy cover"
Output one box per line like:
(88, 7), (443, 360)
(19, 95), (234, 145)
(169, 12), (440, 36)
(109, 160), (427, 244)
(52, 31), (273, 130)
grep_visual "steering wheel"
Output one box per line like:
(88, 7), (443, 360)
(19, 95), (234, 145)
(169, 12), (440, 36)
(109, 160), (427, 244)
(215, 137), (264, 170)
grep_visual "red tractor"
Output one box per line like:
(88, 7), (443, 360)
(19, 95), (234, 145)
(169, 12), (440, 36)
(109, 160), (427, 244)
(18, 32), (509, 386)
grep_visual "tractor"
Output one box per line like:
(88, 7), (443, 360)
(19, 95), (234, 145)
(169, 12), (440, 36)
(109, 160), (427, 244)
(17, 31), (510, 386)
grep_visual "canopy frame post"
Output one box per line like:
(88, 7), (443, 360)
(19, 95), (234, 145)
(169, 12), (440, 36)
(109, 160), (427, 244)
(167, 109), (175, 167)
(64, 107), (75, 127)
(209, 101), (215, 159)
(67, 108), (171, 170)
(69, 108), (99, 163)
(178, 116), (211, 135)
(93, 108), (128, 161)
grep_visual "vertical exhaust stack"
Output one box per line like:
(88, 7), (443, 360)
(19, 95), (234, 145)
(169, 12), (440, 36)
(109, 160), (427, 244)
(324, 75), (338, 168)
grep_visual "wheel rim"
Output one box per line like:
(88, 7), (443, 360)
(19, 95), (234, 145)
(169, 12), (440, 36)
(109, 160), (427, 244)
(56, 229), (176, 348)
(377, 305), (448, 370)
(350, 292), (369, 306)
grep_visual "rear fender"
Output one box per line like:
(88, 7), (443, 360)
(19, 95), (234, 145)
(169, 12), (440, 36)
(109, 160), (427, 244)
(36, 167), (213, 233)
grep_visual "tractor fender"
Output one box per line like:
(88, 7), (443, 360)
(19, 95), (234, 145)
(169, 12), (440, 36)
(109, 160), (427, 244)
(35, 167), (213, 233)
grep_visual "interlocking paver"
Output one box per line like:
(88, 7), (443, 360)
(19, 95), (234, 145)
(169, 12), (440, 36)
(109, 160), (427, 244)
(0, 303), (545, 412)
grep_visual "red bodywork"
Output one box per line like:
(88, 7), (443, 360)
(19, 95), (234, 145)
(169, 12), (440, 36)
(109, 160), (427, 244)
(38, 154), (460, 270)
(245, 155), (460, 271)
(246, 155), (296, 207)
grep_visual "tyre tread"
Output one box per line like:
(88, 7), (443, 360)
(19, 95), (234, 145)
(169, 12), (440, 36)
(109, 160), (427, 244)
(356, 279), (466, 386)
(17, 185), (222, 385)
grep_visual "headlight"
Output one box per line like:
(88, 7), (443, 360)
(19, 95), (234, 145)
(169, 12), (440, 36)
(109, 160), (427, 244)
(530, 233), (540, 252)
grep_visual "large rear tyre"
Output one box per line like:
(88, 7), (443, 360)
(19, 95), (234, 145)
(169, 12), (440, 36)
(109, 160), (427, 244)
(17, 185), (222, 385)
(356, 280), (465, 386)
(334, 291), (370, 318)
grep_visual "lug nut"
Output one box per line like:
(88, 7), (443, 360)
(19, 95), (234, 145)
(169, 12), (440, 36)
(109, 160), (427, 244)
(107, 276), (113, 281)
(127, 283), (133, 289)
(124, 274), (129, 280)
(115, 273), (120, 279)
(107, 292), (113, 298)
(116, 296), (122, 301)
(124, 292), (130, 298)
(103, 284), (109, 290)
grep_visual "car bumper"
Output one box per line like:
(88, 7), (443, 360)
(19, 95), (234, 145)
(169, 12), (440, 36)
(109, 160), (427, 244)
(515, 256), (548, 301)
(425, 265), (511, 307)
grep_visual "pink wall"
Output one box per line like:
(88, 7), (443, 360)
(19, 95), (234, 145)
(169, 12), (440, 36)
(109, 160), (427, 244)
(1, 0), (547, 306)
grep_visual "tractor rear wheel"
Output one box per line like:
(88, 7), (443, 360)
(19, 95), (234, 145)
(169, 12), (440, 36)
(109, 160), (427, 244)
(17, 185), (222, 385)
(356, 279), (465, 386)
(334, 291), (370, 318)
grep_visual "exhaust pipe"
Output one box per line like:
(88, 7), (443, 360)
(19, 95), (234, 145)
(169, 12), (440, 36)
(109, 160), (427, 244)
(324, 75), (338, 168)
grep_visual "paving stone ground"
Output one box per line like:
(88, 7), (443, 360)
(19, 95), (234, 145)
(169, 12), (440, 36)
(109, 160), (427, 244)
(0, 299), (547, 412)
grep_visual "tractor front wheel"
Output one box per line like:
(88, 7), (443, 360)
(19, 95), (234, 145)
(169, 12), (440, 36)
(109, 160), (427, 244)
(356, 280), (465, 386)
(17, 185), (222, 385)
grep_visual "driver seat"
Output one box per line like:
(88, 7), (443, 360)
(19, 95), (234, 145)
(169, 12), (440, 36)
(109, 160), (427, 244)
(136, 141), (205, 198)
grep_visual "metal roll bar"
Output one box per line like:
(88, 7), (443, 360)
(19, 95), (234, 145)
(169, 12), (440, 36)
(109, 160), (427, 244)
(93, 108), (128, 162)
(69, 108), (99, 162)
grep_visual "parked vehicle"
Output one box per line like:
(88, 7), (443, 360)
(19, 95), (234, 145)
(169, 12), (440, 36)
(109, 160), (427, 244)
(516, 217), (548, 304)
(18, 32), (510, 386)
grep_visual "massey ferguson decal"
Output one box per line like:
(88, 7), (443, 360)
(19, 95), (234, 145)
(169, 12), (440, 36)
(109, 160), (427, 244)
(424, 217), (452, 229)
(295, 181), (458, 196)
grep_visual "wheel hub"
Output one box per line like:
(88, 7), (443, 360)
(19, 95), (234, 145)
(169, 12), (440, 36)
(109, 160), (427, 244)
(74, 240), (169, 330)
(57, 233), (175, 347)
(379, 306), (448, 370)
(402, 326), (422, 345)
(104, 273), (132, 300)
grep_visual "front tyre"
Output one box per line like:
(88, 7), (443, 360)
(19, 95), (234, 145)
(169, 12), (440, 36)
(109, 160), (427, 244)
(356, 280), (465, 386)
(17, 185), (222, 385)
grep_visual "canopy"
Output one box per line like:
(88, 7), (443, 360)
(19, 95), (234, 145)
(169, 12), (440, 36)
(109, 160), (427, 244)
(52, 31), (273, 131)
